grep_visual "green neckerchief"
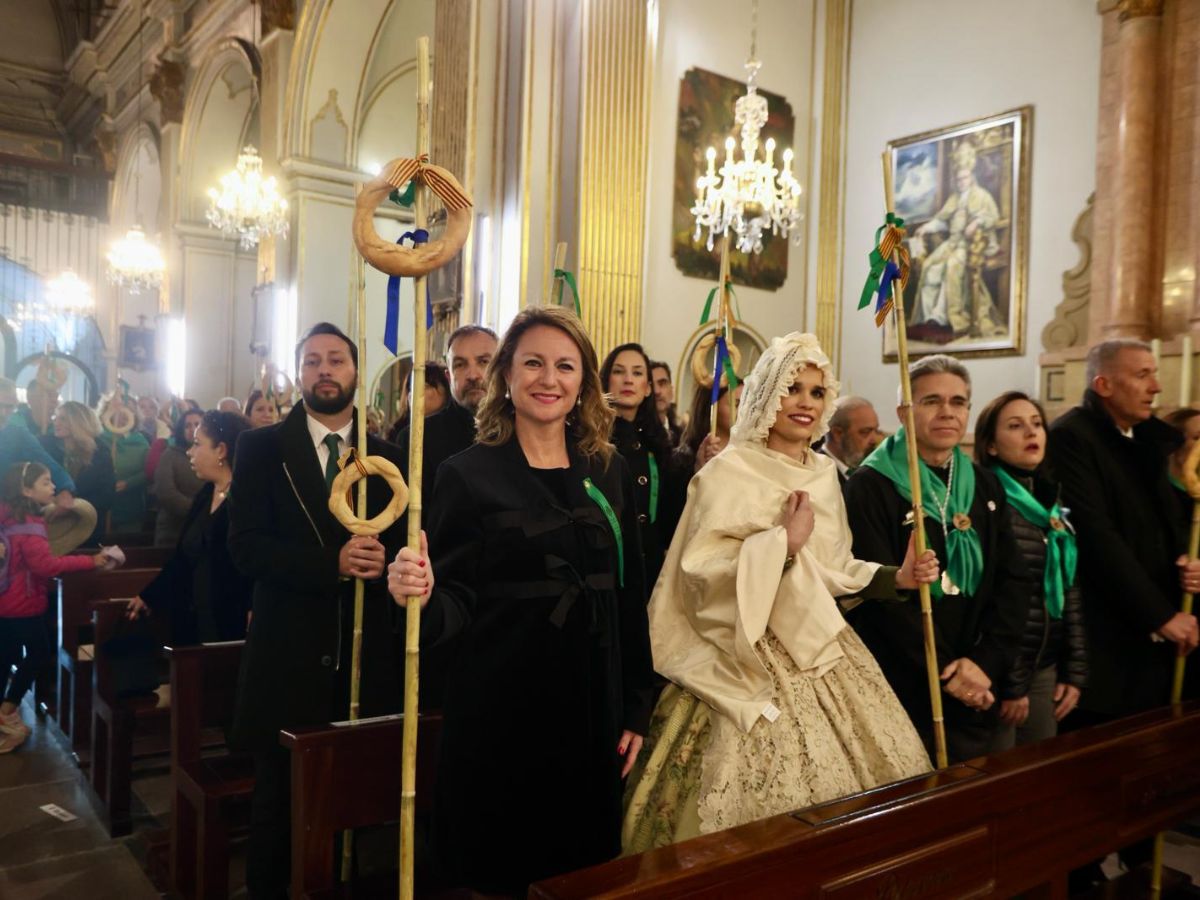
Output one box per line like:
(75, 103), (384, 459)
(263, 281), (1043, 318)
(860, 428), (982, 598)
(991, 466), (1076, 619)
(1170, 473), (1187, 493)
(647, 453), (659, 523)
(583, 477), (624, 587)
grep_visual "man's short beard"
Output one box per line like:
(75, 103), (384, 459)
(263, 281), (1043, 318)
(303, 382), (355, 414)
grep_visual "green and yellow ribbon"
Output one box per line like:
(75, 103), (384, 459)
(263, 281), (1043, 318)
(858, 212), (911, 327)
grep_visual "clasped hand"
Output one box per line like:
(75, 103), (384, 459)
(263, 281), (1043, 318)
(941, 657), (994, 710)
(339, 535), (386, 580)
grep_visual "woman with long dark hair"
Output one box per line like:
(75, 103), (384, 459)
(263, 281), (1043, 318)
(600, 342), (684, 589)
(388, 306), (653, 894)
(153, 408), (204, 546)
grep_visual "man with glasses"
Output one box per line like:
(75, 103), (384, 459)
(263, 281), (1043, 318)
(0, 378), (75, 509)
(843, 354), (1026, 762)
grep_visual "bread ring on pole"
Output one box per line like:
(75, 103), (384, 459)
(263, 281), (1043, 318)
(261, 365), (293, 407)
(102, 403), (136, 436)
(328, 453), (410, 536)
(690, 332), (743, 389)
(352, 155), (474, 278)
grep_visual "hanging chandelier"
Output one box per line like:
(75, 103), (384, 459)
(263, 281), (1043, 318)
(691, 1), (803, 255)
(46, 270), (96, 317)
(205, 145), (289, 250)
(107, 2), (166, 292)
(107, 225), (166, 291)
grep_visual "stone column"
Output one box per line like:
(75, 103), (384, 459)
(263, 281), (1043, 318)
(1103, 0), (1163, 338)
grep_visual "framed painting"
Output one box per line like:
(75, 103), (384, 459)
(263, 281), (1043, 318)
(671, 67), (795, 290)
(883, 106), (1032, 360)
(118, 324), (156, 371)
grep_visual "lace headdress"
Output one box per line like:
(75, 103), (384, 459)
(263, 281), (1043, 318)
(729, 331), (840, 446)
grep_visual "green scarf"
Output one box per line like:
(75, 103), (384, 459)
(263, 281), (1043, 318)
(861, 429), (982, 598)
(1170, 473), (1187, 494)
(991, 466), (1076, 619)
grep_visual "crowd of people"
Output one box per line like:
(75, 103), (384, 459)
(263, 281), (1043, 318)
(0, 313), (1194, 898)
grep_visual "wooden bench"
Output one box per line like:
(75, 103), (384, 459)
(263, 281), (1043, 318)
(88, 596), (173, 836)
(167, 641), (253, 900)
(55, 566), (160, 759)
(281, 712), (443, 899)
(529, 703), (1200, 899)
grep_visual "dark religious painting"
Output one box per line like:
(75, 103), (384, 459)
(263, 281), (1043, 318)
(119, 324), (156, 371)
(884, 106), (1032, 360)
(672, 67), (795, 291)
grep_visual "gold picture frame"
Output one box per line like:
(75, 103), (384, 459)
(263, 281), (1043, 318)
(883, 106), (1032, 361)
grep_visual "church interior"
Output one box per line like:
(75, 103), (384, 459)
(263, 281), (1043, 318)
(2, 0), (1200, 897)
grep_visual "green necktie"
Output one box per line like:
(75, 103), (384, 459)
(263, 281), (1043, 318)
(323, 433), (342, 491)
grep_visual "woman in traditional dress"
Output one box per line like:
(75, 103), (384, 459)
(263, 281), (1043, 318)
(600, 342), (685, 589)
(389, 305), (654, 894)
(622, 332), (936, 852)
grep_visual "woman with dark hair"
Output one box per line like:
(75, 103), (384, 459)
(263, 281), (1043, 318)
(153, 408), (205, 546)
(126, 411), (254, 643)
(674, 379), (743, 475)
(974, 391), (1086, 749)
(244, 389), (279, 429)
(388, 305), (653, 894)
(600, 342), (684, 588)
(385, 361), (451, 443)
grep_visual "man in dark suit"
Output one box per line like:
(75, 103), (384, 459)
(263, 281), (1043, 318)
(228, 322), (406, 899)
(820, 395), (881, 486)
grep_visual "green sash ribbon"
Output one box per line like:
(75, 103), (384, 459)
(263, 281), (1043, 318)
(861, 429), (983, 598)
(1170, 473), (1187, 494)
(647, 453), (659, 524)
(991, 466), (1076, 619)
(583, 477), (624, 587)
(553, 269), (582, 316)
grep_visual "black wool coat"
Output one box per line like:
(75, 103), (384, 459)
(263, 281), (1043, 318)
(610, 416), (685, 592)
(394, 399), (477, 488)
(1046, 392), (1184, 717)
(421, 437), (654, 894)
(226, 404), (406, 751)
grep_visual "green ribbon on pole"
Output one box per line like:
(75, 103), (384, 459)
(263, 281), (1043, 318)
(858, 212), (906, 311)
(389, 181), (417, 208)
(721, 351), (739, 394)
(553, 268), (582, 316)
(700, 280), (741, 326)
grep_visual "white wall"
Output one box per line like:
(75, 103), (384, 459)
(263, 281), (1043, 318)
(642, 0), (816, 375)
(839, 0), (1100, 424)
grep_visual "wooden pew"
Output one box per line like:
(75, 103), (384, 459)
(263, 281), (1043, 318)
(167, 641), (253, 900)
(280, 712), (443, 899)
(88, 596), (172, 836)
(55, 566), (160, 759)
(529, 703), (1200, 899)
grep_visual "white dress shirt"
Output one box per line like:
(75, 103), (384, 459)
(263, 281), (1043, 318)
(306, 413), (354, 473)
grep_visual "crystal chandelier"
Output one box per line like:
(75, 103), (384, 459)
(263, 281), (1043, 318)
(206, 145), (289, 250)
(107, 1), (166, 292)
(46, 270), (95, 317)
(691, 2), (803, 255)
(107, 225), (166, 291)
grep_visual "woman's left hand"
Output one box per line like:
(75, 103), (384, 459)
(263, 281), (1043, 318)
(1053, 683), (1081, 722)
(896, 532), (939, 590)
(617, 730), (644, 778)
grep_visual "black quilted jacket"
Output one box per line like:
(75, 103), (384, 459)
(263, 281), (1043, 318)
(997, 465), (1088, 699)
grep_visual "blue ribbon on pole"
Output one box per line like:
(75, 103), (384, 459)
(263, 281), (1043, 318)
(710, 335), (729, 405)
(384, 229), (431, 355)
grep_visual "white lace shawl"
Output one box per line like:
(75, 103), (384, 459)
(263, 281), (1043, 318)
(729, 332), (840, 446)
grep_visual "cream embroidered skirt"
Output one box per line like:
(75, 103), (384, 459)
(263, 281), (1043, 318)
(622, 626), (931, 853)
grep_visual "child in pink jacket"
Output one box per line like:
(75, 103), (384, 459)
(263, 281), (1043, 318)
(0, 462), (115, 752)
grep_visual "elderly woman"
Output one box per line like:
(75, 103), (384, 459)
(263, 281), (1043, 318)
(154, 408), (204, 547)
(41, 401), (115, 544)
(244, 390), (279, 429)
(388, 305), (653, 894)
(622, 332), (935, 852)
(127, 411), (253, 643)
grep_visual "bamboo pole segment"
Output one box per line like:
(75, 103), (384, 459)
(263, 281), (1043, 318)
(1149, 438), (1200, 896)
(881, 151), (948, 769)
(399, 35), (432, 900)
(552, 241), (567, 307)
(339, 256), (371, 882)
(709, 232), (732, 438)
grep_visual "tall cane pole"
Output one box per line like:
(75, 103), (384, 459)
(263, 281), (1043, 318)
(709, 232), (732, 438)
(553, 241), (568, 307)
(882, 152), (948, 769)
(339, 257), (371, 881)
(399, 35), (431, 900)
(1150, 439), (1200, 896)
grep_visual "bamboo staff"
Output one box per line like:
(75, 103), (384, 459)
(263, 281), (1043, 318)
(399, 35), (432, 900)
(709, 233), (733, 438)
(339, 256), (371, 881)
(552, 242), (567, 306)
(881, 152), (949, 769)
(1149, 437), (1200, 897)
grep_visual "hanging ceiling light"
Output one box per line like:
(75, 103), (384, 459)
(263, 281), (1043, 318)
(46, 270), (96, 317)
(107, 0), (166, 292)
(205, 145), (289, 250)
(691, 0), (804, 255)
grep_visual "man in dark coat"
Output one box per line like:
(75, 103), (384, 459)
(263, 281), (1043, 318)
(820, 395), (881, 486)
(228, 322), (406, 899)
(845, 354), (1027, 763)
(1047, 339), (1199, 723)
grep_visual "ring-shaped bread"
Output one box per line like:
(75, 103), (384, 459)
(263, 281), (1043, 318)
(352, 155), (474, 278)
(102, 404), (136, 436)
(328, 453), (410, 536)
(262, 366), (293, 406)
(691, 332), (743, 389)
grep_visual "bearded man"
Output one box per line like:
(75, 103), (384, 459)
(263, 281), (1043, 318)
(228, 321), (407, 899)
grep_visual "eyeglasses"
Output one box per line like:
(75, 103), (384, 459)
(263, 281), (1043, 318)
(915, 396), (971, 412)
